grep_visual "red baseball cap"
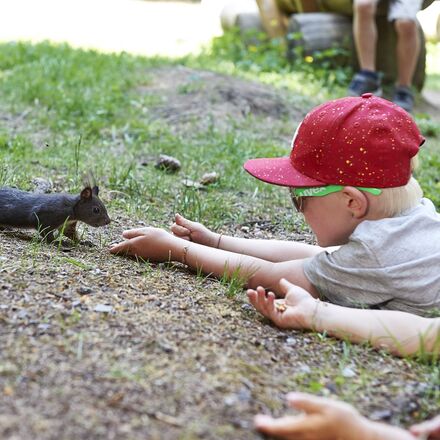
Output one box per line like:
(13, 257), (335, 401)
(244, 94), (425, 188)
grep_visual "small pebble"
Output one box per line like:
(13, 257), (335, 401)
(298, 364), (311, 374)
(342, 367), (356, 378)
(155, 154), (181, 172)
(285, 337), (297, 346)
(94, 304), (113, 313)
(182, 179), (204, 190)
(370, 409), (393, 421)
(77, 287), (93, 296)
(32, 177), (53, 193)
(200, 172), (219, 185)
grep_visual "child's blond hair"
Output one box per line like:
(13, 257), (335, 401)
(375, 157), (423, 217)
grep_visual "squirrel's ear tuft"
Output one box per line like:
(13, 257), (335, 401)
(80, 187), (93, 200)
(92, 186), (99, 196)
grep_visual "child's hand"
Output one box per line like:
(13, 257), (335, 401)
(247, 279), (315, 329)
(109, 227), (179, 262)
(171, 213), (220, 247)
(254, 392), (368, 440)
(410, 415), (440, 439)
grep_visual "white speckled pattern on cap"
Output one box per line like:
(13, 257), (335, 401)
(244, 94), (424, 188)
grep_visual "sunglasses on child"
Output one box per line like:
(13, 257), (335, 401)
(289, 185), (382, 213)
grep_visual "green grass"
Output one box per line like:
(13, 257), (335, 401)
(0, 42), (297, 230)
(1, 38), (438, 217)
(186, 27), (352, 103)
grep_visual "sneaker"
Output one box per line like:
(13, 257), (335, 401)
(392, 85), (414, 113)
(348, 71), (382, 97)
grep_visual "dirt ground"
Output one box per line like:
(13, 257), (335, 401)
(0, 67), (439, 440)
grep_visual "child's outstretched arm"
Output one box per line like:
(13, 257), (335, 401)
(110, 227), (317, 295)
(171, 213), (326, 262)
(248, 279), (440, 357)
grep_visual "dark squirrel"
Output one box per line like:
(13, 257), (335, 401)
(0, 185), (111, 242)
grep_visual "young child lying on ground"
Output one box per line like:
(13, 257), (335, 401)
(110, 94), (440, 315)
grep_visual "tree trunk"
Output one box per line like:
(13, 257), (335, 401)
(286, 12), (353, 54)
(286, 12), (427, 91)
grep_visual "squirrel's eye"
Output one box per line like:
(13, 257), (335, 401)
(93, 207), (100, 214)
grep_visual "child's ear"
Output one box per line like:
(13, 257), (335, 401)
(80, 187), (93, 200)
(341, 187), (368, 218)
(92, 186), (99, 196)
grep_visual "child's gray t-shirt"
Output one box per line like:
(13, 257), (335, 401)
(303, 198), (440, 315)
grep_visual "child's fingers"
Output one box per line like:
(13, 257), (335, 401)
(254, 414), (306, 437)
(256, 288), (276, 318)
(110, 236), (149, 257)
(247, 289), (257, 299)
(174, 213), (188, 226)
(122, 228), (149, 239)
(254, 287), (266, 310)
(248, 286), (279, 315)
(175, 213), (193, 228)
(170, 223), (190, 238)
(265, 291), (276, 315)
(247, 287), (269, 315)
(248, 288), (287, 326)
(287, 392), (328, 414)
(109, 239), (131, 255)
(247, 289), (260, 312)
